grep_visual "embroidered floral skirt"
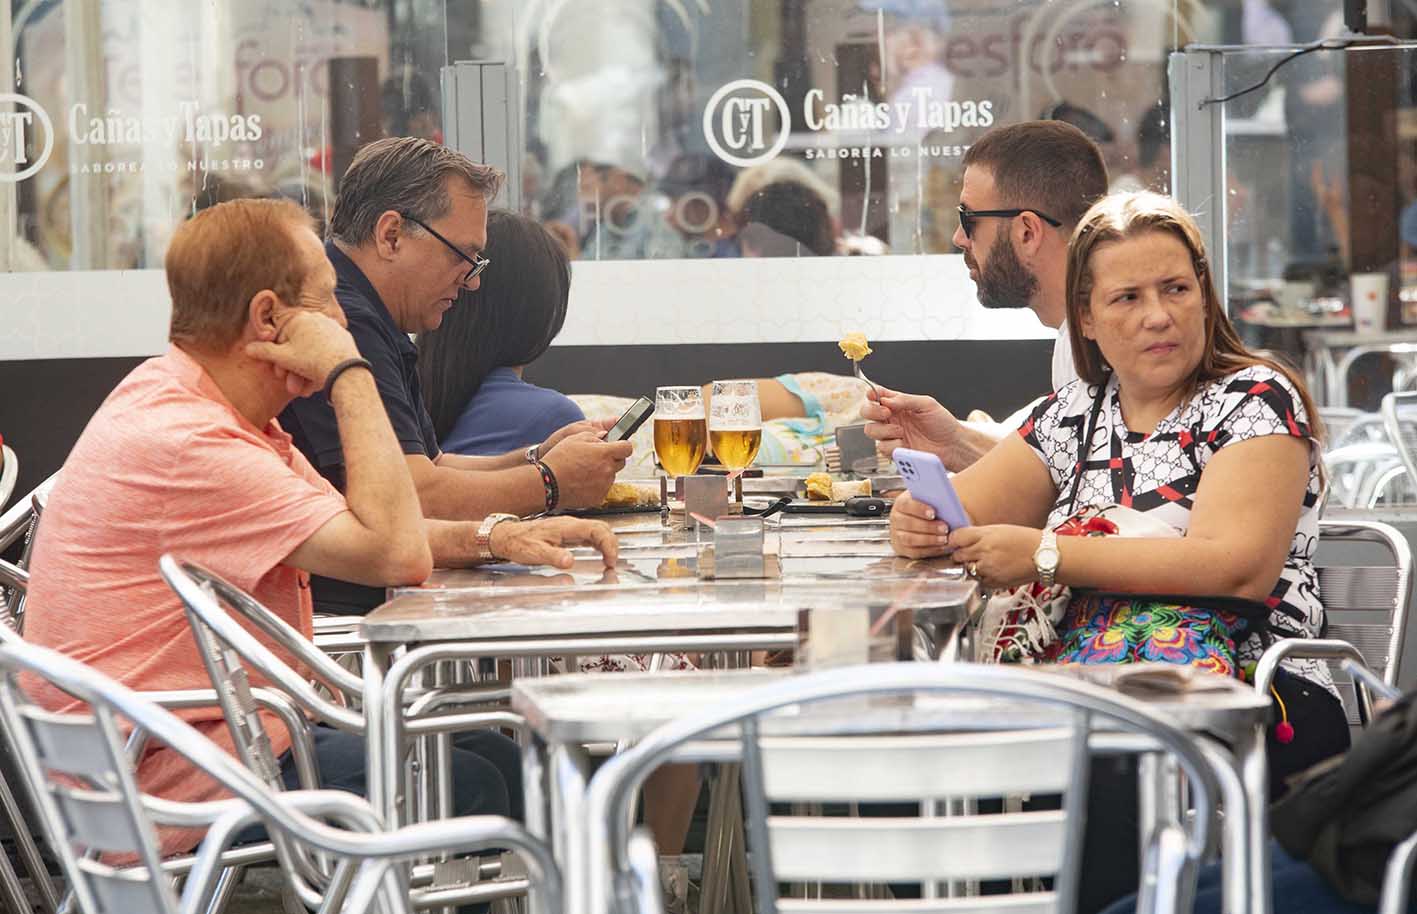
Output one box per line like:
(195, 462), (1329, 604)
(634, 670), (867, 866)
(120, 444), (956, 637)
(1053, 594), (1248, 678)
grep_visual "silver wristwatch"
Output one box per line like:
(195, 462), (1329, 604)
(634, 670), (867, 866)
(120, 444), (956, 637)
(1034, 529), (1061, 588)
(476, 513), (519, 563)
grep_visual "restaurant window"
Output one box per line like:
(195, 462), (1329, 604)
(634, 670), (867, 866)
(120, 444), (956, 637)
(0, 0), (1195, 271)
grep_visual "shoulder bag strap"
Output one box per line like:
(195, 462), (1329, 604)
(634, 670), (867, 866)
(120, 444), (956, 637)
(1065, 380), (1109, 516)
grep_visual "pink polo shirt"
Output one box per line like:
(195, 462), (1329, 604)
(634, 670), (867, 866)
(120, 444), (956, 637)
(24, 344), (347, 853)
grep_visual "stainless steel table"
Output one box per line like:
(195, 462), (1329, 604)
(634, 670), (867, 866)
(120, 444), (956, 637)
(356, 513), (982, 834)
(1301, 328), (1417, 407)
(513, 664), (1272, 914)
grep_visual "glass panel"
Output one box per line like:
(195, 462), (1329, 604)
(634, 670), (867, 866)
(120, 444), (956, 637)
(1221, 43), (1417, 412)
(3, 0), (449, 272)
(483, 0), (1187, 262)
(0, 0), (1191, 269)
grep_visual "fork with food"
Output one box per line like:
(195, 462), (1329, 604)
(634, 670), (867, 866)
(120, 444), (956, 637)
(838, 332), (879, 399)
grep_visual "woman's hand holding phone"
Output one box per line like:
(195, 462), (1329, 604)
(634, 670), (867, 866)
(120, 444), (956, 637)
(889, 491), (956, 559)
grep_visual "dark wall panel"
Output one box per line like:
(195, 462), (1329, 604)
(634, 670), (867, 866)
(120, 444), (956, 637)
(0, 339), (1053, 504)
(0, 357), (146, 505)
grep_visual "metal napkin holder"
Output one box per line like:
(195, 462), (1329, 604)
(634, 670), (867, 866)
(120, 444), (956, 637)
(677, 475), (729, 530)
(835, 424), (877, 476)
(700, 516), (767, 579)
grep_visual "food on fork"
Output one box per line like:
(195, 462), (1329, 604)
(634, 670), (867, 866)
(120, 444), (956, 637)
(838, 332), (873, 361)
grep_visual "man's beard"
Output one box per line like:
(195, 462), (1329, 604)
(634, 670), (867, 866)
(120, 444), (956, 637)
(974, 233), (1038, 310)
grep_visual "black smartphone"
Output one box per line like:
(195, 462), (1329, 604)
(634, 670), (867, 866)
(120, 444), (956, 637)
(605, 396), (654, 442)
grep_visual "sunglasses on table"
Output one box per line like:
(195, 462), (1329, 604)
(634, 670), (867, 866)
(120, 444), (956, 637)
(403, 215), (490, 285)
(957, 205), (1063, 239)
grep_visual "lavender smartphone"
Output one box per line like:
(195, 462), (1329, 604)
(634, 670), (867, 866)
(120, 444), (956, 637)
(893, 447), (971, 529)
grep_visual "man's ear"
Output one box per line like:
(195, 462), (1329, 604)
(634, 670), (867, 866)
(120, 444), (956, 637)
(248, 290), (281, 341)
(1013, 211), (1049, 259)
(373, 210), (404, 260)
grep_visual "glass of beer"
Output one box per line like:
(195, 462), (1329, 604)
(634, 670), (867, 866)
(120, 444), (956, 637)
(653, 386), (708, 477)
(707, 380), (763, 471)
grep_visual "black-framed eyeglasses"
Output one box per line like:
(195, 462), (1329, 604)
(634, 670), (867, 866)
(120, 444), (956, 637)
(957, 205), (1063, 239)
(403, 215), (490, 285)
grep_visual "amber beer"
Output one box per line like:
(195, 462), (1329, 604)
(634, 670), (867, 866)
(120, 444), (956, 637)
(708, 427), (763, 471)
(654, 416), (708, 477)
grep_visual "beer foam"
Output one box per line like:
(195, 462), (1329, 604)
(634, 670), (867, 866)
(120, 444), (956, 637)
(658, 408), (706, 419)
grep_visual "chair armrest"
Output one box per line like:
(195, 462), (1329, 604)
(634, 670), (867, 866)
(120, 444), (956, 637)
(138, 687), (321, 791)
(0, 558), (26, 592)
(404, 709), (526, 737)
(1254, 638), (1378, 724)
(1381, 828), (1417, 914)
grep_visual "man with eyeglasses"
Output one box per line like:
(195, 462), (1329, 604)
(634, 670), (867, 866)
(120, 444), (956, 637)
(281, 137), (632, 615)
(863, 120), (1109, 470)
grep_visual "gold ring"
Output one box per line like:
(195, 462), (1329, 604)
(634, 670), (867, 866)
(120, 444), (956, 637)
(967, 562), (979, 577)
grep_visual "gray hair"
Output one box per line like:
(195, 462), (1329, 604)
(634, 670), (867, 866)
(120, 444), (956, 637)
(329, 137), (504, 246)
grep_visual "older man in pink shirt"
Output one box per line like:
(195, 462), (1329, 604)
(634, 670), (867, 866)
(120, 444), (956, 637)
(24, 197), (616, 854)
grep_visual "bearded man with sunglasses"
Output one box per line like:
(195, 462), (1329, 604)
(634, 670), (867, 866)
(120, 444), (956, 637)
(863, 120), (1109, 470)
(281, 137), (632, 615)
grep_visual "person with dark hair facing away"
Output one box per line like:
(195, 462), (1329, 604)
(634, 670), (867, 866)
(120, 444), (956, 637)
(737, 179), (838, 257)
(863, 120), (1109, 469)
(419, 211), (585, 456)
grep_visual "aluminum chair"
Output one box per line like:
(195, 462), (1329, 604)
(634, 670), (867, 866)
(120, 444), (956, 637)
(0, 471), (57, 633)
(1255, 519), (1412, 728)
(159, 555), (528, 910)
(0, 551), (325, 914)
(1382, 392), (1417, 487)
(0, 471), (69, 914)
(587, 663), (1220, 914)
(0, 638), (561, 914)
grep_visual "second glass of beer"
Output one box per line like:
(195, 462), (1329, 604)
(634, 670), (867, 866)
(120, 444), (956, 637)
(707, 379), (763, 470)
(653, 386), (708, 477)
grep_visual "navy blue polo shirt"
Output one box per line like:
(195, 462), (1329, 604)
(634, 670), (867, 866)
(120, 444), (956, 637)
(279, 242), (441, 614)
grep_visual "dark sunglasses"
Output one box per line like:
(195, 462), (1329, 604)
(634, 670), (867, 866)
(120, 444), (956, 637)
(403, 215), (490, 285)
(957, 205), (1063, 239)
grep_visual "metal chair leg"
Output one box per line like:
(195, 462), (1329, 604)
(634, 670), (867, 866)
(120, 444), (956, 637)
(0, 841), (33, 914)
(0, 738), (58, 914)
(201, 864), (245, 914)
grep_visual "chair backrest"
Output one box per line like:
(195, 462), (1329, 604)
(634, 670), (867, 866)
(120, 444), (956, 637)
(1316, 520), (1413, 725)
(159, 556), (356, 891)
(0, 640), (560, 914)
(0, 647), (185, 914)
(588, 664), (1219, 914)
(1381, 393), (1417, 489)
(159, 555), (364, 716)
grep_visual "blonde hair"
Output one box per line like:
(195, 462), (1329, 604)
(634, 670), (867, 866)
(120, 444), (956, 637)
(1065, 191), (1323, 442)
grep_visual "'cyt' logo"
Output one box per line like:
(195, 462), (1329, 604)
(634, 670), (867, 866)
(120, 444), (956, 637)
(703, 79), (789, 168)
(0, 94), (53, 182)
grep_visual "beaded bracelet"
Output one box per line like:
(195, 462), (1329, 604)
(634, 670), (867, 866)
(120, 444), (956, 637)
(534, 460), (560, 514)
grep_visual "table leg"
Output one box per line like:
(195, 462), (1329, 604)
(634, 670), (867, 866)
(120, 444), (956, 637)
(700, 762), (742, 914)
(362, 641), (394, 823)
(523, 735), (550, 843)
(1239, 725), (1271, 914)
(550, 744), (592, 914)
(1196, 737), (1250, 914)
